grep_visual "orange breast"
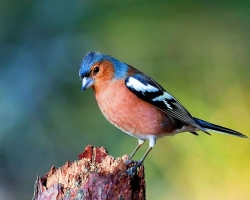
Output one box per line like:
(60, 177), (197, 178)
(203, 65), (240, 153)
(94, 80), (177, 137)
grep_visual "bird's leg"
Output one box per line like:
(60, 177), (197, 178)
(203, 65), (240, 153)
(126, 137), (156, 176)
(137, 136), (155, 165)
(136, 136), (156, 167)
(126, 146), (154, 176)
(132, 146), (153, 169)
(139, 146), (153, 164)
(129, 139), (145, 160)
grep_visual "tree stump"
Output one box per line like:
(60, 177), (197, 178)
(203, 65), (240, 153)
(33, 145), (146, 200)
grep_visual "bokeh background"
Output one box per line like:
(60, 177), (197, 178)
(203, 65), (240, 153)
(1, 1), (250, 199)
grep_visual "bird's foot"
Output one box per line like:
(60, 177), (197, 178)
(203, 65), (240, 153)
(125, 159), (133, 165)
(126, 160), (143, 176)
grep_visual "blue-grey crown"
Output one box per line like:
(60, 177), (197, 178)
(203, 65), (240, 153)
(79, 51), (128, 79)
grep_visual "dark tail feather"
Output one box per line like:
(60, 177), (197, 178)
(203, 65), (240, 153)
(190, 131), (199, 136)
(193, 117), (248, 138)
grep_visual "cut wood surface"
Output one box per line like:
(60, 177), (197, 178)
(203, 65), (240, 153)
(33, 145), (146, 200)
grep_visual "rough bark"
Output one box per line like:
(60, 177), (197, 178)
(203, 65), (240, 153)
(33, 145), (146, 200)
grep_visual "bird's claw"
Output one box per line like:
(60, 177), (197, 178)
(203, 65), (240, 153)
(135, 160), (143, 167)
(125, 159), (133, 165)
(126, 160), (143, 176)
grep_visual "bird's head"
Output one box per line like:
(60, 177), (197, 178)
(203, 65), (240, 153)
(79, 51), (128, 91)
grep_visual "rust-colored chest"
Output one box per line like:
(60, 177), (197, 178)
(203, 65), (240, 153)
(93, 80), (176, 136)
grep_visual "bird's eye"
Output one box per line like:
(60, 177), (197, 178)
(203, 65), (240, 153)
(93, 66), (99, 74)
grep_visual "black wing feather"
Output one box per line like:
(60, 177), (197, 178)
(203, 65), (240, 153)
(125, 73), (206, 131)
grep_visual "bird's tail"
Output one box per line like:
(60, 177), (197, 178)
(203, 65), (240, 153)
(193, 117), (248, 138)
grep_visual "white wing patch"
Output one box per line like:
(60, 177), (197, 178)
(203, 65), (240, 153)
(152, 92), (173, 101)
(163, 100), (173, 110)
(152, 92), (174, 110)
(126, 77), (159, 92)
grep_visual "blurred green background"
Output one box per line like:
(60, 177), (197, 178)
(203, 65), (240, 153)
(1, 1), (250, 199)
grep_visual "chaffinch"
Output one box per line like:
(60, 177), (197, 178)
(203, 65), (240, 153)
(79, 51), (248, 166)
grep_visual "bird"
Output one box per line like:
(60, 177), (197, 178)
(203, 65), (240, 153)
(79, 51), (248, 166)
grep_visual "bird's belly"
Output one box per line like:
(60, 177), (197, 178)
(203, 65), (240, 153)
(94, 82), (177, 137)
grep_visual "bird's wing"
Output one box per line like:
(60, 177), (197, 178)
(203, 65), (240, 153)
(125, 73), (203, 130)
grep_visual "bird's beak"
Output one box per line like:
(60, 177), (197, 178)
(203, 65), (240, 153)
(82, 77), (94, 91)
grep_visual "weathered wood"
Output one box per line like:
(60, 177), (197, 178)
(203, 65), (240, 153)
(33, 145), (146, 200)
